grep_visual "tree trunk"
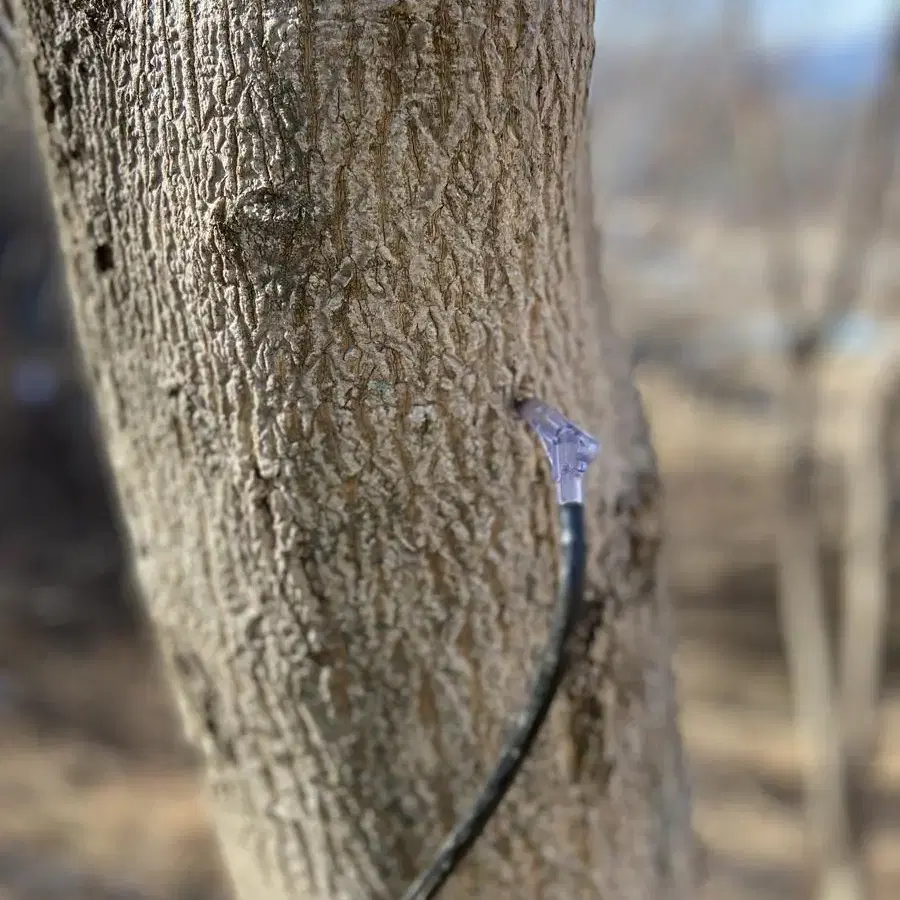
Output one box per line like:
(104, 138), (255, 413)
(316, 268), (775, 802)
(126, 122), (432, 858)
(12, 2), (695, 898)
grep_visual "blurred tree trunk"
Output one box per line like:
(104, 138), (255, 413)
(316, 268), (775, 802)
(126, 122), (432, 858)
(12, 2), (695, 899)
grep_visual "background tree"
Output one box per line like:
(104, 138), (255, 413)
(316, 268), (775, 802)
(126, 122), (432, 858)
(724, 5), (900, 897)
(10, 2), (695, 899)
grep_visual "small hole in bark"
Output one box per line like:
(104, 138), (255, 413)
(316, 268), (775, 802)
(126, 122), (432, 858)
(94, 243), (114, 272)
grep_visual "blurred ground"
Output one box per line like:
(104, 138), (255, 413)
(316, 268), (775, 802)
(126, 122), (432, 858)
(2, 9), (900, 900)
(644, 368), (900, 900)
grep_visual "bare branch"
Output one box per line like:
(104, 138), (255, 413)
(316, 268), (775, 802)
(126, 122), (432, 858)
(838, 362), (892, 880)
(819, 30), (900, 326)
(831, 29), (900, 896)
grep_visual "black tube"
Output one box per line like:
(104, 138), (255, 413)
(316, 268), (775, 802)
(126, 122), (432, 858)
(399, 502), (587, 900)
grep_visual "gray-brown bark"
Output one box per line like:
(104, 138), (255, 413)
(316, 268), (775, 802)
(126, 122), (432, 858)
(11, 2), (694, 899)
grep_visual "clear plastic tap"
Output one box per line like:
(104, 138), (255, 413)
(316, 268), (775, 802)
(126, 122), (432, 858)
(517, 398), (600, 505)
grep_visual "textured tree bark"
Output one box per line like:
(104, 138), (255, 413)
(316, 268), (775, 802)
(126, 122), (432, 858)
(12, 2), (695, 899)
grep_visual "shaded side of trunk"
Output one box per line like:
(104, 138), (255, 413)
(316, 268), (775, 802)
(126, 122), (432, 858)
(14, 2), (694, 899)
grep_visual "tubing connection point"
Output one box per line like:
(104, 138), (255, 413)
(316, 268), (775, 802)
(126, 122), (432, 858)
(517, 398), (600, 505)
